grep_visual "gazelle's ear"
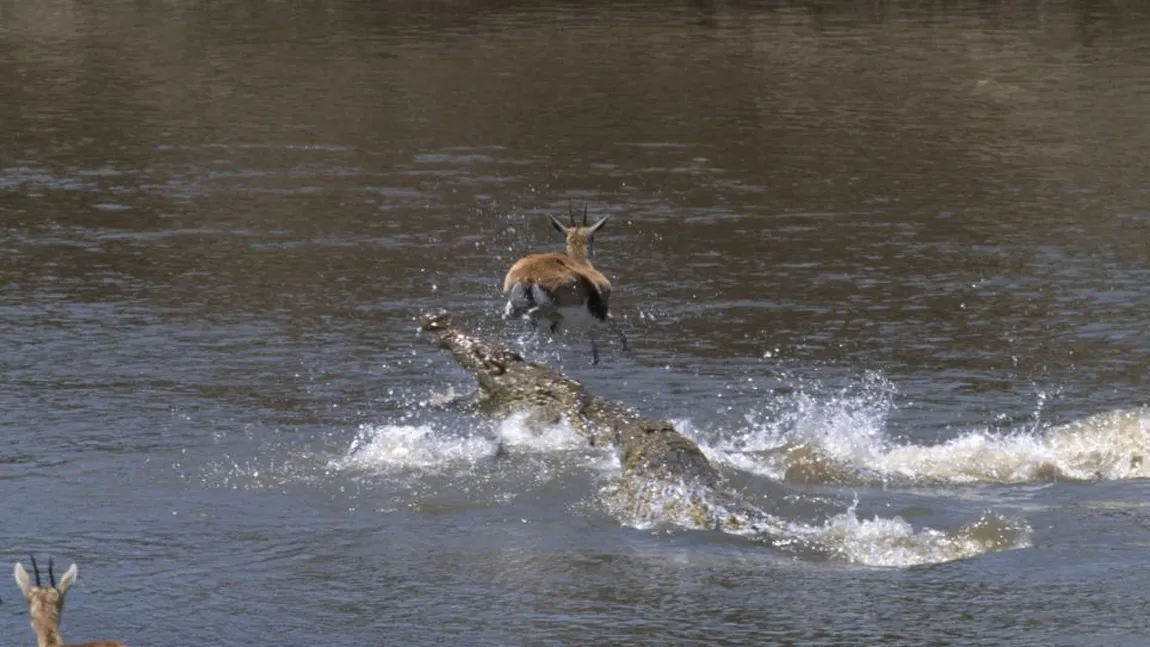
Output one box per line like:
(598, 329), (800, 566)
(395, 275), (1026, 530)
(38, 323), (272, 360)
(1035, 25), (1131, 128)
(587, 215), (610, 235)
(57, 564), (78, 595)
(548, 214), (568, 235)
(14, 563), (32, 597)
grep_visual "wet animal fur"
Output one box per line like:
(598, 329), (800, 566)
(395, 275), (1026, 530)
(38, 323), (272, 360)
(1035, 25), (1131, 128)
(502, 207), (628, 363)
(14, 558), (130, 647)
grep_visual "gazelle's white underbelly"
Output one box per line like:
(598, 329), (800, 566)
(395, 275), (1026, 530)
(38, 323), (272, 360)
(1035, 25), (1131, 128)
(504, 283), (604, 333)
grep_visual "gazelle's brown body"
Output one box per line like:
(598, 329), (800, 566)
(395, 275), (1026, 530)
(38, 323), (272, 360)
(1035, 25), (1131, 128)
(14, 557), (130, 647)
(502, 206), (628, 364)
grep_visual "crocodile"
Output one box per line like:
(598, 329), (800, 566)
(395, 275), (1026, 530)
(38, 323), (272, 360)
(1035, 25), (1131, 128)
(418, 311), (783, 536)
(417, 311), (1035, 564)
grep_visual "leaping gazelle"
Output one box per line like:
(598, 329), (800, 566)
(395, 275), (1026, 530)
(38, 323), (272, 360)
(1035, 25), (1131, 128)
(14, 556), (130, 647)
(502, 204), (629, 364)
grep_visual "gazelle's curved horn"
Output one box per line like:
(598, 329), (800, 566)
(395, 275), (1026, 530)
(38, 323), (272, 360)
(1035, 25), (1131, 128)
(30, 555), (41, 587)
(48, 558), (56, 588)
(583, 204), (589, 226)
(568, 198), (577, 226)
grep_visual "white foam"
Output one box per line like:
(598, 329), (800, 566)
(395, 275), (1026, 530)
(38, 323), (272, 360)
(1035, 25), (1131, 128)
(494, 411), (588, 452)
(818, 408), (1150, 484)
(787, 505), (1032, 567)
(599, 473), (1031, 567)
(331, 411), (598, 474)
(333, 423), (499, 471)
(700, 381), (1150, 485)
(698, 383), (894, 482)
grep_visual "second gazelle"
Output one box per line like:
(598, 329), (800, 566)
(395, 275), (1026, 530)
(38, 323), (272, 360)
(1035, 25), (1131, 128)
(13, 556), (130, 647)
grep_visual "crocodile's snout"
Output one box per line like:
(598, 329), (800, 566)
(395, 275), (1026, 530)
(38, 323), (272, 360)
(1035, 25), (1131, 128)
(419, 310), (453, 332)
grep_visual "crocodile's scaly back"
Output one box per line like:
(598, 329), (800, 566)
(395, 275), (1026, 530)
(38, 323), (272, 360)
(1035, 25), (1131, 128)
(419, 312), (771, 533)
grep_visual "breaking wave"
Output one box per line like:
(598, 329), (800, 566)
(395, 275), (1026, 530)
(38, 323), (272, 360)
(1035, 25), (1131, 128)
(789, 506), (1032, 567)
(599, 472), (1033, 568)
(336, 422), (500, 471)
(332, 411), (596, 473)
(704, 390), (1150, 486)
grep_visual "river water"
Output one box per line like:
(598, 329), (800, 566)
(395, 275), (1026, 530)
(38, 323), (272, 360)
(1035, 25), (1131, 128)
(3, 0), (1150, 644)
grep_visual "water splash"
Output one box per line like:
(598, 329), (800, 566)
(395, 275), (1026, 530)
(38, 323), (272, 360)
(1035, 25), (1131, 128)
(789, 505), (1032, 567)
(707, 382), (1150, 485)
(493, 411), (588, 453)
(694, 374), (893, 484)
(333, 422), (500, 472)
(330, 412), (598, 475)
(598, 473), (1031, 567)
(874, 409), (1150, 483)
(200, 451), (330, 491)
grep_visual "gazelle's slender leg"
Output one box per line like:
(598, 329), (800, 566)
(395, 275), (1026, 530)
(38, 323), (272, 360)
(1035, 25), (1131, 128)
(590, 331), (600, 365)
(607, 317), (629, 352)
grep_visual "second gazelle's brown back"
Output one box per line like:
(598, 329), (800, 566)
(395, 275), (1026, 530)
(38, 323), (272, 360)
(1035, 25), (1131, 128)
(502, 205), (628, 364)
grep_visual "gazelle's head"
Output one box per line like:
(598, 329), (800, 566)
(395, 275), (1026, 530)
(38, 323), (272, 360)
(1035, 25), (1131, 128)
(548, 203), (609, 262)
(14, 557), (78, 638)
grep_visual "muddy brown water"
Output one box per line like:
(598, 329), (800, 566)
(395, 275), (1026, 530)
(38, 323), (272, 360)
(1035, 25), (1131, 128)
(4, 1), (1150, 644)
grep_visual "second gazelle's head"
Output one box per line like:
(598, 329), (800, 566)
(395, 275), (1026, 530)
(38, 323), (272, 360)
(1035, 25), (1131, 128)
(14, 557), (78, 633)
(548, 203), (609, 263)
